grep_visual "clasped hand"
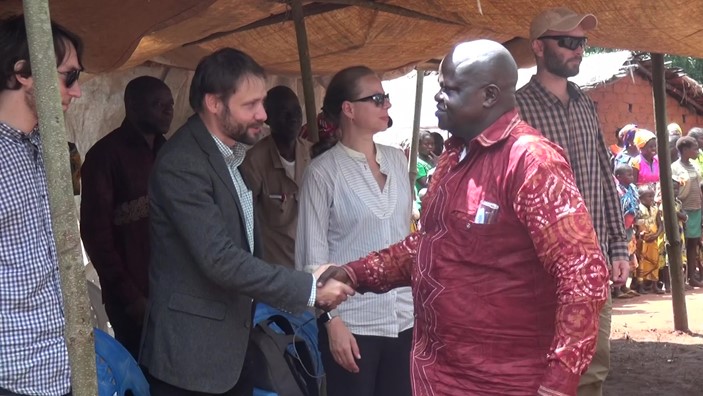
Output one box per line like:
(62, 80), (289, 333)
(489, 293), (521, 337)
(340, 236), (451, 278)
(313, 264), (356, 311)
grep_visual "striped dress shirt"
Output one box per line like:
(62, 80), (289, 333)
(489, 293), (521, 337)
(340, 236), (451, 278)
(296, 143), (414, 336)
(516, 76), (628, 263)
(0, 123), (70, 395)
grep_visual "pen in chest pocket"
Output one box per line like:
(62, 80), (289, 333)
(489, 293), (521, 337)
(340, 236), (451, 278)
(474, 201), (499, 224)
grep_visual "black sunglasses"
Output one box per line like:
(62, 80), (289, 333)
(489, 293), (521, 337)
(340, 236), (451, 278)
(58, 69), (81, 88)
(538, 35), (588, 51)
(349, 93), (389, 107)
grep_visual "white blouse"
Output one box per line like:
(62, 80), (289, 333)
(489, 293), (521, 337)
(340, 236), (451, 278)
(296, 142), (414, 337)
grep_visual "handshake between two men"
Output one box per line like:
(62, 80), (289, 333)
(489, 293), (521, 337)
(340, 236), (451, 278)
(312, 264), (357, 311)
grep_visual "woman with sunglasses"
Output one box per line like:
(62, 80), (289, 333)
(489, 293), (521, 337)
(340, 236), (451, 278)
(296, 66), (413, 396)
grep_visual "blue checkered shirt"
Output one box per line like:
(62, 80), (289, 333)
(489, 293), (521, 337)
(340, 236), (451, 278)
(0, 123), (70, 395)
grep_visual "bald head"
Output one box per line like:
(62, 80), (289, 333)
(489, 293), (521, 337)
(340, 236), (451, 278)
(449, 40), (518, 92)
(435, 40), (518, 141)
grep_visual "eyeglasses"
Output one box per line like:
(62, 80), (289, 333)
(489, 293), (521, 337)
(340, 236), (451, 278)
(349, 93), (389, 107)
(538, 35), (588, 51)
(58, 69), (82, 88)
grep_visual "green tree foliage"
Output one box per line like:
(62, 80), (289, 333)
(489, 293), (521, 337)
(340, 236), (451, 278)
(664, 55), (703, 83)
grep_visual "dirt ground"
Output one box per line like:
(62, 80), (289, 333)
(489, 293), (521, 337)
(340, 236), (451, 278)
(604, 288), (703, 395)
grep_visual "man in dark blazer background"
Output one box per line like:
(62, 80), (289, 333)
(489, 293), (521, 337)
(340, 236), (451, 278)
(139, 48), (353, 396)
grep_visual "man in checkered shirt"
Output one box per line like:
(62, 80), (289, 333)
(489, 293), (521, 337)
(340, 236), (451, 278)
(0, 15), (83, 396)
(516, 8), (630, 396)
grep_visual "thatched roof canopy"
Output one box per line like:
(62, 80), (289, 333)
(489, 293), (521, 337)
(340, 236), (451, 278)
(5, 1), (703, 75)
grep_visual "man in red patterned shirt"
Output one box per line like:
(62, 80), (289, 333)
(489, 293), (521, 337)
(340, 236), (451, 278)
(317, 40), (609, 395)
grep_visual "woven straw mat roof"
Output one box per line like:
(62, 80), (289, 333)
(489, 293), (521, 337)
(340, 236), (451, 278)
(5, 0), (703, 76)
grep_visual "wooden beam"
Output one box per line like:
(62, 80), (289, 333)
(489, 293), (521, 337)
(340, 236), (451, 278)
(292, 0), (319, 142)
(408, 69), (424, 192)
(22, 1), (98, 394)
(651, 52), (689, 332)
(183, 2), (348, 47)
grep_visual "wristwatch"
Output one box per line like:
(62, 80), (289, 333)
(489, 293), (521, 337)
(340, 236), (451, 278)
(319, 311), (337, 325)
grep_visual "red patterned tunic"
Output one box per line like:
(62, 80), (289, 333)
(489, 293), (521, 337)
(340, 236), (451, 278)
(343, 109), (609, 395)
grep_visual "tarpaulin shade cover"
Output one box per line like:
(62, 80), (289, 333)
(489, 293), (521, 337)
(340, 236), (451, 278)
(4, 0), (702, 75)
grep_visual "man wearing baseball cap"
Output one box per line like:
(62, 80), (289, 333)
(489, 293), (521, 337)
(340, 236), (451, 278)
(517, 7), (629, 396)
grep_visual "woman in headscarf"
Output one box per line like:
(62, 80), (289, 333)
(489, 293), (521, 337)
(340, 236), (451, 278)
(630, 129), (659, 190)
(613, 124), (639, 167)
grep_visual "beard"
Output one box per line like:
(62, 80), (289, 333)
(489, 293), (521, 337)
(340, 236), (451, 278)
(218, 105), (262, 146)
(544, 44), (582, 78)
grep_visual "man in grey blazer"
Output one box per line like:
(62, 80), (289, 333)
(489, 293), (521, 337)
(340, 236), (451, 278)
(140, 48), (353, 396)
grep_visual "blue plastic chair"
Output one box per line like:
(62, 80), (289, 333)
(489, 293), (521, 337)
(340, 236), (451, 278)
(94, 328), (150, 396)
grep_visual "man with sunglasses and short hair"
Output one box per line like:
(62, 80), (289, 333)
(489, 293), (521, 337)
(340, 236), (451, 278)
(516, 7), (629, 396)
(0, 14), (83, 396)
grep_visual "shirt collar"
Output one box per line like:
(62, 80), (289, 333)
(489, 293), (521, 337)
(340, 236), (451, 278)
(526, 75), (584, 108)
(473, 109), (522, 148)
(0, 122), (40, 144)
(338, 142), (384, 163)
(443, 109), (521, 157)
(211, 134), (248, 168)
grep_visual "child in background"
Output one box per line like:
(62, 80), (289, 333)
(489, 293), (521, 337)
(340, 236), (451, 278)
(636, 186), (665, 294)
(614, 164), (640, 298)
(659, 178), (689, 293)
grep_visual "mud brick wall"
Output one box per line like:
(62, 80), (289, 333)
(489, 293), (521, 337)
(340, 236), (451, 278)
(585, 74), (703, 147)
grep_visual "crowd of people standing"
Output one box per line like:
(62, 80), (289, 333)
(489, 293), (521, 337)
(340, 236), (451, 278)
(611, 123), (703, 299)
(2, 5), (690, 396)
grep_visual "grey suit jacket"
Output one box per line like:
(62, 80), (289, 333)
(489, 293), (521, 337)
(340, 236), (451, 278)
(139, 115), (313, 393)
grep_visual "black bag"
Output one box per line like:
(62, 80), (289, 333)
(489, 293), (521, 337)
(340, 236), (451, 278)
(248, 315), (320, 396)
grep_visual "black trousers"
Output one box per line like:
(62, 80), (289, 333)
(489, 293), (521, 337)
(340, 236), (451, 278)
(147, 373), (253, 396)
(319, 326), (413, 396)
(146, 341), (256, 396)
(104, 300), (143, 360)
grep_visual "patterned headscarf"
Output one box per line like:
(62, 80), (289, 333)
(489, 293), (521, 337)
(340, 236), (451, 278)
(618, 124), (638, 147)
(668, 122), (682, 137)
(634, 129), (656, 149)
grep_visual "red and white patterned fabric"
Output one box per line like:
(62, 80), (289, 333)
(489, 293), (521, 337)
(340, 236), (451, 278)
(343, 109), (609, 395)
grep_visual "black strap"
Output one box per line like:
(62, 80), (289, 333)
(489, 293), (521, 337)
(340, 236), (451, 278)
(249, 320), (306, 396)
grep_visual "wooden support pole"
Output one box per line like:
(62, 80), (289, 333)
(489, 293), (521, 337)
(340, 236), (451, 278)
(408, 69), (424, 195)
(22, 2), (98, 394)
(291, 0), (319, 142)
(652, 52), (689, 332)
